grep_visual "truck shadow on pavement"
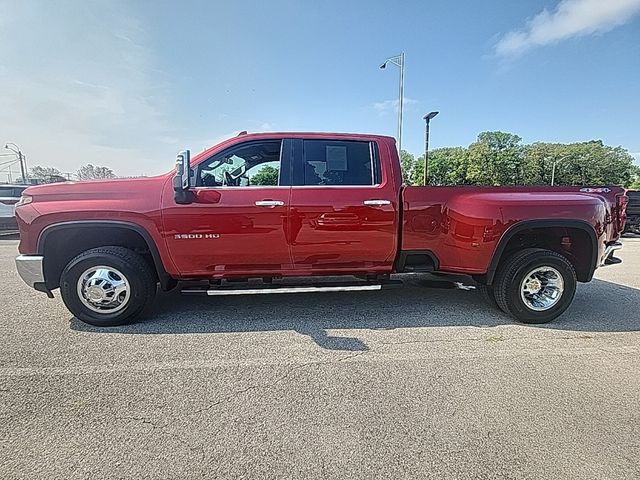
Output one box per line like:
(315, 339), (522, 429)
(70, 275), (640, 352)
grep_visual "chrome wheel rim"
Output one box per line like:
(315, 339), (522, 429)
(520, 266), (564, 311)
(77, 266), (131, 314)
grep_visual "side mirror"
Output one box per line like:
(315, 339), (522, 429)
(173, 149), (194, 204)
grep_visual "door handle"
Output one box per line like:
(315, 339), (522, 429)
(255, 200), (285, 207)
(363, 199), (391, 206)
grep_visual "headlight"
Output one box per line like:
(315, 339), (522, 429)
(16, 195), (33, 207)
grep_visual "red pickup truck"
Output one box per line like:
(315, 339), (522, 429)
(14, 132), (627, 327)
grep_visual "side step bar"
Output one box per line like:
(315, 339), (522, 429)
(182, 279), (403, 296)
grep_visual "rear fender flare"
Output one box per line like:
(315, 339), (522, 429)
(485, 219), (598, 285)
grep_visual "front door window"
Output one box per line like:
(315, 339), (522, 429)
(197, 141), (282, 187)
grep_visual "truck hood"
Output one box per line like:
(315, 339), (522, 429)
(23, 176), (167, 203)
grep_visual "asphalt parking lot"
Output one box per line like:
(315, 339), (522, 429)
(1, 236), (639, 479)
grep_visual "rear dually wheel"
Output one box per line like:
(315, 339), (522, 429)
(493, 248), (577, 324)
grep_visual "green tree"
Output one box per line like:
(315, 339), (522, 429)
(467, 131), (523, 185)
(629, 164), (640, 189)
(250, 165), (279, 186)
(29, 165), (67, 183)
(403, 132), (635, 188)
(543, 141), (635, 186)
(77, 164), (116, 180)
(521, 143), (557, 185)
(411, 155), (425, 186)
(411, 148), (470, 186)
(426, 147), (469, 186)
(399, 150), (416, 185)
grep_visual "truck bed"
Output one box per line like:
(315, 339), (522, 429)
(400, 185), (625, 277)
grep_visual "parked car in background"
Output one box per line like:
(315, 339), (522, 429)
(623, 190), (640, 234)
(0, 184), (28, 230)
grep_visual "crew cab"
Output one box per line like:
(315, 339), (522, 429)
(14, 132), (627, 327)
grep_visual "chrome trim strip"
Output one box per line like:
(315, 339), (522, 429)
(191, 186), (291, 190)
(181, 284), (383, 296)
(192, 185), (382, 190)
(255, 200), (285, 207)
(15, 255), (45, 288)
(369, 141), (375, 185)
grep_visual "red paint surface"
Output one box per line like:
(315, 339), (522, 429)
(401, 186), (624, 275)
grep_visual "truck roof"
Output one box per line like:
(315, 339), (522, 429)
(193, 131), (396, 162)
(234, 131), (395, 139)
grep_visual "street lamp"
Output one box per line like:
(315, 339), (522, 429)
(4, 142), (28, 183)
(379, 52), (405, 153)
(550, 154), (571, 186)
(423, 111), (439, 186)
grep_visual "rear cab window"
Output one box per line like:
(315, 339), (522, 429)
(297, 139), (381, 186)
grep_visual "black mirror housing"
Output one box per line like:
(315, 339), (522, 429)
(173, 149), (194, 204)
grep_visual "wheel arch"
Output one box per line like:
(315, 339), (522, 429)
(37, 220), (173, 291)
(485, 219), (598, 285)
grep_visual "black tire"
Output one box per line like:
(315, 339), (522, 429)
(60, 246), (156, 327)
(476, 283), (499, 309)
(493, 248), (577, 324)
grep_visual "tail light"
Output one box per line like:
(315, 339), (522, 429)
(615, 193), (629, 232)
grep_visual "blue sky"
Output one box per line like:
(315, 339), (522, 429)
(1, 0), (639, 178)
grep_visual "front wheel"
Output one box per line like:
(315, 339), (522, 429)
(60, 246), (156, 327)
(493, 248), (577, 324)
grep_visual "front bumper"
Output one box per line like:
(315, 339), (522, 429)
(15, 255), (45, 288)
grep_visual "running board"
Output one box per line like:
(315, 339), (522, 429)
(181, 280), (403, 296)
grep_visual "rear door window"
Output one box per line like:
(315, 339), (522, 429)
(300, 140), (378, 186)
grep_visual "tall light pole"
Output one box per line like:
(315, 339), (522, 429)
(423, 111), (439, 186)
(379, 52), (405, 153)
(550, 154), (570, 186)
(4, 142), (27, 183)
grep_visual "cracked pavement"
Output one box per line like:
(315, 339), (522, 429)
(1, 236), (640, 479)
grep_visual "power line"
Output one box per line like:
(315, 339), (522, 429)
(0, 159), (18, 168)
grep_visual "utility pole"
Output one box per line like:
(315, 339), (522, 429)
(423, 111), (439, 186)
(380, 53), (405, 154)
(4, 143), (28, 183)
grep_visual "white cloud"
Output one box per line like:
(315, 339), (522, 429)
(495, 0), (640, 57)
(0, 2), (180, 179)
(372, 97), (419, 116)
